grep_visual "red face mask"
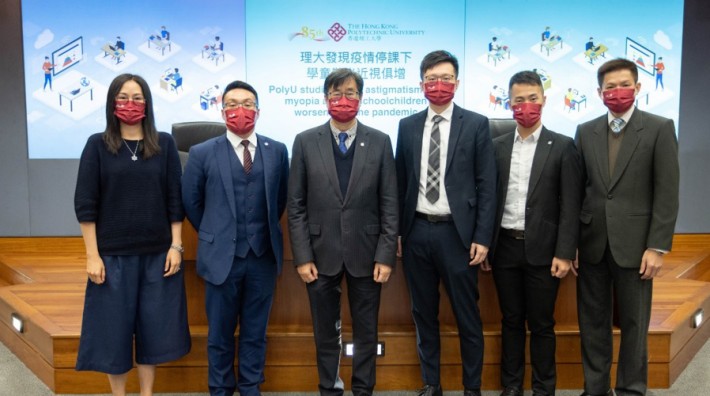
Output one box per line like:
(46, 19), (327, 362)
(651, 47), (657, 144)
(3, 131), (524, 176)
(423, 81), (456, 106)
(328, 96), (359, 123)
(602, 87), (636, 114)
(224, 107), (257, 136)
(114, 101), (146, 125)
(512, 102), (542, 128)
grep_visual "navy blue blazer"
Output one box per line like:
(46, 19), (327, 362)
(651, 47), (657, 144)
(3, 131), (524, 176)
(396, 104), (497, 249)
(182, 133), (289, 285)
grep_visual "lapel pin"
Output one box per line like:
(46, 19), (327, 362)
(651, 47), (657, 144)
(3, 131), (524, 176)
(547, 141), (552, 145)
(360, 142), (365, 146)
(264, 142), (269, 146)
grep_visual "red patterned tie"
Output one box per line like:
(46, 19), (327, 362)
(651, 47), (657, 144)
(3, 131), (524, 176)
(241, 140), (252, 174)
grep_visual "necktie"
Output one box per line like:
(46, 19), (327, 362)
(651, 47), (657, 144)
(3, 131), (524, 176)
(338, 132), (348, 154)
(426, 115), (444, 204)
(611, 118), (625, 133)
(241, 140), (252, 174)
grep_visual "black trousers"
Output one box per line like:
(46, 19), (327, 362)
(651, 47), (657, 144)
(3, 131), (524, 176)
(306, 269), (382, 396)
(492, 233), (560, 395)
(577, 245), (653, 396)
(402, 217), (483, 390)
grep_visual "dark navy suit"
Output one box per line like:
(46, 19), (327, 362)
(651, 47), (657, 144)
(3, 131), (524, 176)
(395, 104), (496, 390)
(182, 133), (288, 396)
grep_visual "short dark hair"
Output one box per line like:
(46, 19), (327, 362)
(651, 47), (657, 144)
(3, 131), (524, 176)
(508, 70), (543, 93)
(103, 74), (160, 158)
(323, 68), (364, 96)
(222, 80), (259, 107)
(419, 50), (459, 80)
(597, 58), (638, 87)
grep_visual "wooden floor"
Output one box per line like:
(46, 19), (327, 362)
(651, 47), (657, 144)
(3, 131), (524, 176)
(0, 234), (709, 393)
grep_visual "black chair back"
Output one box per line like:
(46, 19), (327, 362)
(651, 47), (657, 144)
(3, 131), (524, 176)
(171, 121), (225, 168)
(488, 118), (517, 139)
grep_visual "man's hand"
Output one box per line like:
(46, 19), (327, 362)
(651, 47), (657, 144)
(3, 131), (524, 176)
(469, 243), (489, 266)
(397, 236), (402, 258)
(551, 257), (572, 278)
(373, 263), (392, 283)
(297, 262), (318, 283)
(480, 257), (492, 272)
(640, 249), (664, 280)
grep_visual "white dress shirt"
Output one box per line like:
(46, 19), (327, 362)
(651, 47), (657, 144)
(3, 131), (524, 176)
(501, 125), (543, 230)
(225, 131), (257, 166)
(416, 103), (454, 215)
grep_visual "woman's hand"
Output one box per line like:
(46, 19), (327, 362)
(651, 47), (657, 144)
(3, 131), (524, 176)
(164, 248), (182, 277)
(86, 254), (106, 284)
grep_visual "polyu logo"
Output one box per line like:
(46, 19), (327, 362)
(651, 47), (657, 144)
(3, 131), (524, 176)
(328, 23), (347, 42)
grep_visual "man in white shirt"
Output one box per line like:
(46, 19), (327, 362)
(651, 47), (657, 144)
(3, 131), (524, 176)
(484, 70), (582, 396)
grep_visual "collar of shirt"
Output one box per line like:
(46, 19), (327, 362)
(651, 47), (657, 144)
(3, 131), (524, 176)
(330, 120), (358, 143)
(514, 124), (543, 143)
(426, 101), (454, 123)
(225, 130), (257, 150)
(607, 105), (635, 126)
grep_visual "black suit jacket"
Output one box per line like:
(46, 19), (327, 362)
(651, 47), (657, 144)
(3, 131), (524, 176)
(490, 127), (582, 266)
(396, 104), (497, 248)
(575, 109), (679, 267)
(287, 121), (398, 277)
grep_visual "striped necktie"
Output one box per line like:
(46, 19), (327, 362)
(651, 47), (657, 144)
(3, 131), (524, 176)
(241, 140), (252, 174)
(426, 115), (444, 203)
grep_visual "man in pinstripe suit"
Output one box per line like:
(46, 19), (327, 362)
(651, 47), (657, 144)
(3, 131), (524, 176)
(287, 68), (398, 396)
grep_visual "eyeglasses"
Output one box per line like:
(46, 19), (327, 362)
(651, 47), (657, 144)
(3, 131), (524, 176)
(424, 74), (455, 83)
(327, 91), (360, 100)
(223, 100), (257, 110)
(115, 95), (145, 105)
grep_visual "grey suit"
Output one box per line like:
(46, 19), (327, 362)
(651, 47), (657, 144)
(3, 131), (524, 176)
(575, 108), (679, 396)
(287, 121), (398, 395)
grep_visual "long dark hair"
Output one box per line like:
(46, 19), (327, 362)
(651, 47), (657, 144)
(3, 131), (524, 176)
(103, 73), (160, 158)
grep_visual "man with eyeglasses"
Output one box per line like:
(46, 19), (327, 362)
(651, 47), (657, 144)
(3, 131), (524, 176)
(182, 80), (289, 396)
(395, 50), (496, 396)
(288, 68), (398, 396)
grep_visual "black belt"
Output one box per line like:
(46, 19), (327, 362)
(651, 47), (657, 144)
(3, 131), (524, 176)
(415, 212), (453, 223)
(500, 228), (525, 240)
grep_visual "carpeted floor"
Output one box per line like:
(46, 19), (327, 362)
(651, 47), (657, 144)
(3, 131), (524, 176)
(0, 338), (708, 395)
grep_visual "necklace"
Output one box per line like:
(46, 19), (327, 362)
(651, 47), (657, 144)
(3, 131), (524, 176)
(123, 139), (141, 161)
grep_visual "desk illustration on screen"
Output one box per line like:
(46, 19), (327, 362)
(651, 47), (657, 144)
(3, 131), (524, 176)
(59, 77), (93, 112)
(51, 36), (83, 76)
